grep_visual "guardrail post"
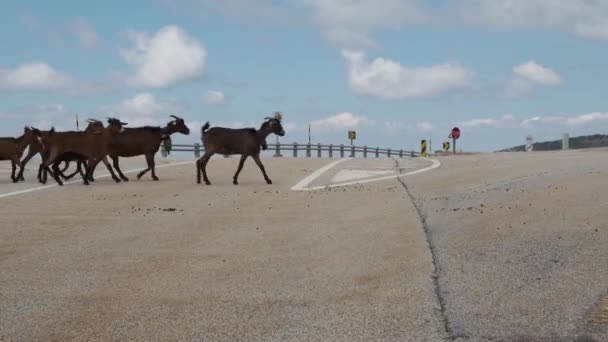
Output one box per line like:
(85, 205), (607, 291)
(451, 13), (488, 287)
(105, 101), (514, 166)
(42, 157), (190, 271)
(293, 143), (298, 158)
(387, 148), (391, 158)
(411, 151), (415, 157)
(399, 149), (403, 158)
(161, 145), (168, 158)
(340, 144), (344, 158)
(275, 142), (281, 157)
(194, 143), (201, 158)
(317, 143), (322, 158)
(376, 147), (379, 158)
(329, 144), (333, 158)
(363, 146), (368, 158)
(351, 145), (355, 158)
(306, 144), (311, 158)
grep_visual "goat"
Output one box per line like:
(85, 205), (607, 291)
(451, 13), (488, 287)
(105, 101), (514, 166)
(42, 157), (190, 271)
(0, 127), (36, 182)
(196, 117), (285, 185)
(107, 115), (190, 181)
(35, 119), (108, 184)
(20, 129), (80, 184)
(35, 118), (126, 185)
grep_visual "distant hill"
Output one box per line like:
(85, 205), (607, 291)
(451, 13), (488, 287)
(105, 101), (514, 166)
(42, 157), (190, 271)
(498, 134), (608, 152)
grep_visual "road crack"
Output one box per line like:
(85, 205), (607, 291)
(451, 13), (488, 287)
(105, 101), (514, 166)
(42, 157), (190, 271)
(394, 159), (458, 341)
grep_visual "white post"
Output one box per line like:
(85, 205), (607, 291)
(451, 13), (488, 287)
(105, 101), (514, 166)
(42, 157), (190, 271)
(562, 133), (570, 150)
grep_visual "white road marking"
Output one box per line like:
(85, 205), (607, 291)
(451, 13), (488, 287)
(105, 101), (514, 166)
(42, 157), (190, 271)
(331, 169), (395, 183)
(291, 158), (441, 191)
(0, 160), (193, 200)
(290, 158), (351, 191)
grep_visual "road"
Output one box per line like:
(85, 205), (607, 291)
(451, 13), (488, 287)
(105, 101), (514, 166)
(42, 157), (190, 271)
(0, 150), (606, 341)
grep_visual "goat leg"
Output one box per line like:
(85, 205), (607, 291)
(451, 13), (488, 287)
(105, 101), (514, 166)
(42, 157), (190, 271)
(137, 154), (153, 180)
(147, 154), (159, 181)
(253, 154), (272, 184)
(50, 161), (64, 186)
(11, 159), (18, 183)
(101, 156), (121, 183)
(198, 153), (213, 185)
(233, 155), (248, 185)
(83, 158), (103, 185)
(18, 150), (37, 182)
(112, 155), (129, 182)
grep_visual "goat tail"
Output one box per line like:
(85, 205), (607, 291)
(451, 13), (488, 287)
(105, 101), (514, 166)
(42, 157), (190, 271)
(201, 122), (210, 135)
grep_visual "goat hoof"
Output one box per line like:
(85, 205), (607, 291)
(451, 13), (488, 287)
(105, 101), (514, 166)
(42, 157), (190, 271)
(266, 179), (273, 184)
(152, 176), (159, 181)
(205, 181), (211, 185)
(12, 178), (18, 183)
(233, 180), (238, 185)
(121, 177), (129, 182)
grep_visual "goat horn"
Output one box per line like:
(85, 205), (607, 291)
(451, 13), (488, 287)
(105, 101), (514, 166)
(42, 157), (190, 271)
(169, 115), (182, 120)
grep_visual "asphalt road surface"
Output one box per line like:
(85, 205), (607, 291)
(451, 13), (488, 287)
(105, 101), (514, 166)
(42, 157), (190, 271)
(0, 150), (606, 341)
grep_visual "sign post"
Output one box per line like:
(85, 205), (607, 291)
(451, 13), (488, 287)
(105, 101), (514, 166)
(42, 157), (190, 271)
(421, 140), (427, 157)
(348, 131), (356, 157)
(448, 127), (460, 155)
(348, 131), (356, 146)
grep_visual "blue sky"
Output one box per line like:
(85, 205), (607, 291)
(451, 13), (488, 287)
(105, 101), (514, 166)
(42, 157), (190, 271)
(1, 0), (608, 151)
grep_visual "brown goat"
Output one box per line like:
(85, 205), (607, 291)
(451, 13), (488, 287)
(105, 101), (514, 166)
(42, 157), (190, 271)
(19, 129), (76, 184)
(35, 120), (109, 184)
(107, 115), (190, 181)
(0, 127), (36, 182)
(196, 117), (285, 185)
(35, 118), (126, 185)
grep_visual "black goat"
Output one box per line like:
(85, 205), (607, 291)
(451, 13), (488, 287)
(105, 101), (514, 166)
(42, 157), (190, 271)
(196, 117), (285, 185)
(108, 115), (190, 181)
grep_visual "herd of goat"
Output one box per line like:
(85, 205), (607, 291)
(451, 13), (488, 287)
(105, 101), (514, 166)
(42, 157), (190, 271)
(0, 115), (286, 186)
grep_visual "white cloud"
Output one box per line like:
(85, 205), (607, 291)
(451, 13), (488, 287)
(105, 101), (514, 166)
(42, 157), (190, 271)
(102, 93), (187, 126)
(416, 121), (433, 133)
(520, 112), (608, 128)
(566, 112), (608, 126)
(459, 114), (514, 129)
(163, 0), (297, 23)
(0, 63), (74, 90)
(454, 1), (608, 40)
(513, 61), (562, 86)
(311, 112), (371, 129)
(342, 50), (473, 99)
(301, 0), (427, 49)
(121, 25), (207, 88)
(69, 18), (98, 49)
(204, 90), (226, 104)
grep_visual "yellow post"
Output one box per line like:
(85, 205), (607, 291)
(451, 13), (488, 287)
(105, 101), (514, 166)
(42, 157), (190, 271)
(421, 140), (427, 157)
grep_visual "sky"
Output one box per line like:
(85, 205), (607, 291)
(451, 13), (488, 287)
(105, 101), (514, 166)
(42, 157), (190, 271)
(1, 0), (608, 152)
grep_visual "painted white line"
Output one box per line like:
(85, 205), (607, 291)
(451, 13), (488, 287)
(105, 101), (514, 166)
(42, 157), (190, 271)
(290, 158), (351, 191)
(292, 158), (441, 192)
(0, 160), (193, 200)
(331, 169), (395, 183)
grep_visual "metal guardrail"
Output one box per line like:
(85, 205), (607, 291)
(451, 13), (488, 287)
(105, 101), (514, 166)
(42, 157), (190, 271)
(163, 143), (421, 159)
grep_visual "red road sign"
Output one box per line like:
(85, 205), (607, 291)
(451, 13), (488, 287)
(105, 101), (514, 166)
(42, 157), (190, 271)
(449, 127), (461, 140)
